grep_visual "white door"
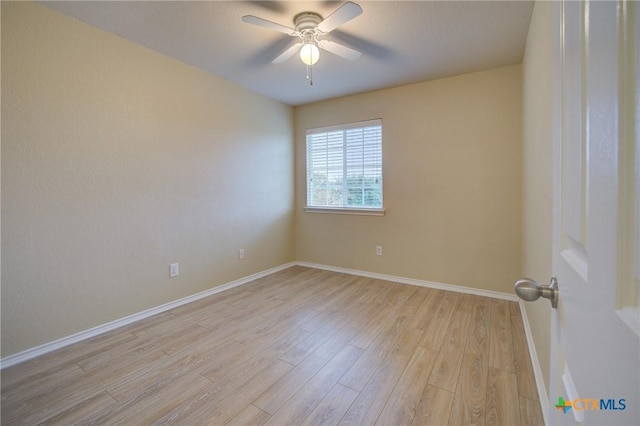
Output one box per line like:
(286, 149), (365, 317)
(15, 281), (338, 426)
(549, 0), (640, 425)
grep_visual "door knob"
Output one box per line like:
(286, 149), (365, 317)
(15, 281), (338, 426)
(514, 277), (558, 308)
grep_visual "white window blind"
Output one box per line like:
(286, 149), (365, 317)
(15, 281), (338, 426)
(306, 119), (382, 210)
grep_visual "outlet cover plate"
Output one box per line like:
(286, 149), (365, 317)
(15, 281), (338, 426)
(170, 263), (179, 277)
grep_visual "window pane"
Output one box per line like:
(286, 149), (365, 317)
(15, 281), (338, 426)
(306, 119), (382, 209)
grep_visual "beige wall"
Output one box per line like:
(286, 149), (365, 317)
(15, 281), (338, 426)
(2, 2), (543, 364)
(295, 65), (522, 293)
(1, 2), (294, 357)
(521, 0), (554, 391)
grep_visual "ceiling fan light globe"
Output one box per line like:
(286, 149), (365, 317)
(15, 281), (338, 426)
(300, 43), (320, 65)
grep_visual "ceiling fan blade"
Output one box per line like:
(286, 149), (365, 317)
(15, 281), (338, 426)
(242, 15), (296, 35)
(319, 40), (362, 61)
(272, 42), (302, 64)
(316, 2), (363, 34)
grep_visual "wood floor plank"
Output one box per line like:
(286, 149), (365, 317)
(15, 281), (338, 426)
(485, 367), (521, 426)
(186, 300), (278, 332)
(399, 286), (431, 315)
(78, 324), (205, 371)
(489, 298), (516, 372)
(348, 305), (396, 349)
(1, 361), (86, 408)
(449, 353), (488, 425)
(266, 345), (363, 425)
(253, 354), (330, 415)
(227, 404), (272, 426)
(187, 361), (294, 425)
(344, 277), (388, 310)
(158, 324), (218, 356)
(408, 289), (444, 331)
(97, 372), (212, 425)
(465, 296), (493, 356)
(511, 310), (539, 401)
(418, 291), (458, 350)
(376, 281), (416, 310)
(1, 331), (138, 389)
(412, 384), (455, 426)
(1, 267), (541, 425)
(280, 318), (347, 365)
(509, 300), (521, 317)
(1, 350), (170, 425)
(316, 276), (376, 315)
(299, 309), (343, 334)
(309, 319), (367, 364)
(339, 313), (410, 392)
(375, 347), (438, 426)
(178, 339), (249, 380)
(256, 319), (364, 415)
(347, 286), (400, 327)
(203, 325), (309, 387)
(519, 396), (545, 426)
(106, 349), (211, 402)
(194, 313), (273, 355)
(133, 311), (206, 337)
(123, 311), (190, 337)
(156, 360), (293, 425)
(338, 327), (423, 425)
(448, 295), (492, 425)
(233, 308), (318, 348)
(427, 294), (474, 391)
(39, 391), (118, 425)
(301, 384), (360, 426)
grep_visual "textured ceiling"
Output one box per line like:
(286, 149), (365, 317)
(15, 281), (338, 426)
(42, 1), (534, 106)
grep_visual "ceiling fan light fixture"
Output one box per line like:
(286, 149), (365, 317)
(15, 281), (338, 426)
(242, 2), (364, 84)
(299, 42), (320, 65)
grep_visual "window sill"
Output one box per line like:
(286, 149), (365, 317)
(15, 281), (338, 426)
(304, 207), (385, 216)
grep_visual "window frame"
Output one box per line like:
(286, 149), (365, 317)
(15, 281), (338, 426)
(304, 119), (385, 216)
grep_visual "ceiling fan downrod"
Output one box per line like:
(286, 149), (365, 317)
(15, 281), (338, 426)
(306, 64), (313, 86)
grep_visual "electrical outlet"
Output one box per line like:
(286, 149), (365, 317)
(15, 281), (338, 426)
(170, 263), (179, 278)
(238, 249), (245, 260)
(376, 246), (383, 256)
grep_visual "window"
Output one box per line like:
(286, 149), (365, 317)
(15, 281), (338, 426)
(305, 119), (383, 214)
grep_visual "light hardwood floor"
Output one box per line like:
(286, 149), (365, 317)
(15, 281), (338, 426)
(1, 266), (544, 425)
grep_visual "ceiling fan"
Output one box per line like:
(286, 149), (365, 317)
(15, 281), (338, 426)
(242, 2), (363, 84)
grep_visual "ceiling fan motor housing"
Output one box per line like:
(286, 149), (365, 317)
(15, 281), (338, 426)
(294, 12), (323, 34)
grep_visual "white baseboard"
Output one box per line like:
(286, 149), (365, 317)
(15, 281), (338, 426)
(0, 262), (296, 370)
(519, 300), (550, 425)
(296, 261), (519, 301)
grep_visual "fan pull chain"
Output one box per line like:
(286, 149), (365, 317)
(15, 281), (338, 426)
(306, 64), (313, 86)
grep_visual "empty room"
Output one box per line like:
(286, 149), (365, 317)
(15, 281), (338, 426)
(2, 1), (638, 425)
